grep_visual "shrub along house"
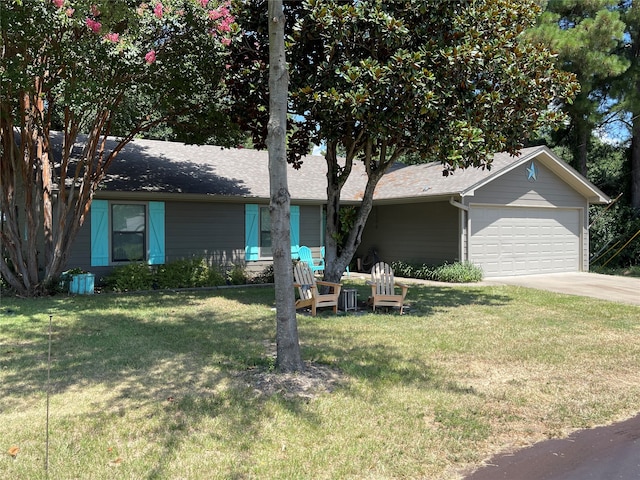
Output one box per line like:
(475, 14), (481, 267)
(58, 134), (609, 281)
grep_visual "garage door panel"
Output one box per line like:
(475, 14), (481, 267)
(513, 259), (527, 271)
(539, 241), (554, 254)
(470, 207), (580, 277)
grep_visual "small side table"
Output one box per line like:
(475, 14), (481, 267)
(339, 288), (358, 312)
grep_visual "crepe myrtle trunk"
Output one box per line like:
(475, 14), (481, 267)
(267, 0), (303, 373)
(0, 122), (83, 296)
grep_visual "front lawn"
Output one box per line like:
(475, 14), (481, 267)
(1, 282), (639, 479)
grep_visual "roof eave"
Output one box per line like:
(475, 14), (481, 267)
(94, 191), (269, 203)
(371, 193), (459, 205)
(535, 147), (611, 204)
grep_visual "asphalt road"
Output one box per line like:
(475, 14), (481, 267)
(463, 413), (640, 479)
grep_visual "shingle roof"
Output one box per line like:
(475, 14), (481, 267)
(371, 148), (538, 200)
(52, 133), (608, 204)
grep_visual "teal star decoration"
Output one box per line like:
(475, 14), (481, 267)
(527, 161), (537, 181)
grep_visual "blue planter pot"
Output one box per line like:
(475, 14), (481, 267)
(69, 273), (95, 295)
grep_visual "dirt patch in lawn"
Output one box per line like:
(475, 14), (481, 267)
(237, 362), (346, 400)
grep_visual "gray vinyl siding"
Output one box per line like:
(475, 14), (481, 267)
(299, 205), (323, 249)
(66, 200), (247, 281)
(471, 162), (584, 207)
(357, 201), (459, 266)
(164, 201), (245, 265)
(457, 207), (467, 263)
(67, 200), (325, 281)
(65, 214), (95, 276)
(581, 206), (590, 272)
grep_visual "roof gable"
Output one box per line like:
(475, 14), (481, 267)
(460, 146), (609, 204)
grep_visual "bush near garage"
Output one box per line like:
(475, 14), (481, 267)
(391, 261), (483, 283)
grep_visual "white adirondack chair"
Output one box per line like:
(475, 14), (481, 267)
(367, 262), (409, 314)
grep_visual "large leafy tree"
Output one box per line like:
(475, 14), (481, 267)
(526, 0), (628, 176)
(230, 0), (578, 283)
(0, 0), (237, 296)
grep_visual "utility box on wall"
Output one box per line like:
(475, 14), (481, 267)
(69, 273), (95, 295)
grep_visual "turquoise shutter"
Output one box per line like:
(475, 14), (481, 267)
(290, 205), (300, 257)
(148, 201), (165, 265)
(245, 204), (259, 261)
(90, 200), (109, 266)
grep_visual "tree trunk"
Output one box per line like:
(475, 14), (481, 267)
(631, 111), (640, 212)
(267, 0), (303, 373)
(322, 141), (348, 283)
(574, 118), (589, 178)
(322, 142), (387, 284)
(1, 115), (137, 295)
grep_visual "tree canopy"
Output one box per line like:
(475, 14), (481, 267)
(229, 0), (579, 281)
(0, 0), (238, 295)
(525, 0), (628, 176)
(612, 1), (640, 211)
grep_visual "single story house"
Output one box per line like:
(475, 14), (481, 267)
(55, 134), (609, 279)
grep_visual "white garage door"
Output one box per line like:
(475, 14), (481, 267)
(470, 206), (581, 277)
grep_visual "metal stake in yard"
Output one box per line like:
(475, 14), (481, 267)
(46, 314), (52, 473)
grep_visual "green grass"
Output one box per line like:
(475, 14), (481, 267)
(1, 282), (639, 479)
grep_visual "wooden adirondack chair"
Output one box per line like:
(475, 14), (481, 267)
(367, 262), (409, 314)
(297, 245), (324, 273)
(293, 261), (341, 316)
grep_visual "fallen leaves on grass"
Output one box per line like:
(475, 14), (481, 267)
(7, 446), (19, 458)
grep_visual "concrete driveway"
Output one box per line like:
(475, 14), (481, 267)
(483, 272), (640, 306)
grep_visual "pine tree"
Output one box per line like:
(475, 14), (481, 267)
(526, 0), (628, 176)
(611, 1), (640, 211)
